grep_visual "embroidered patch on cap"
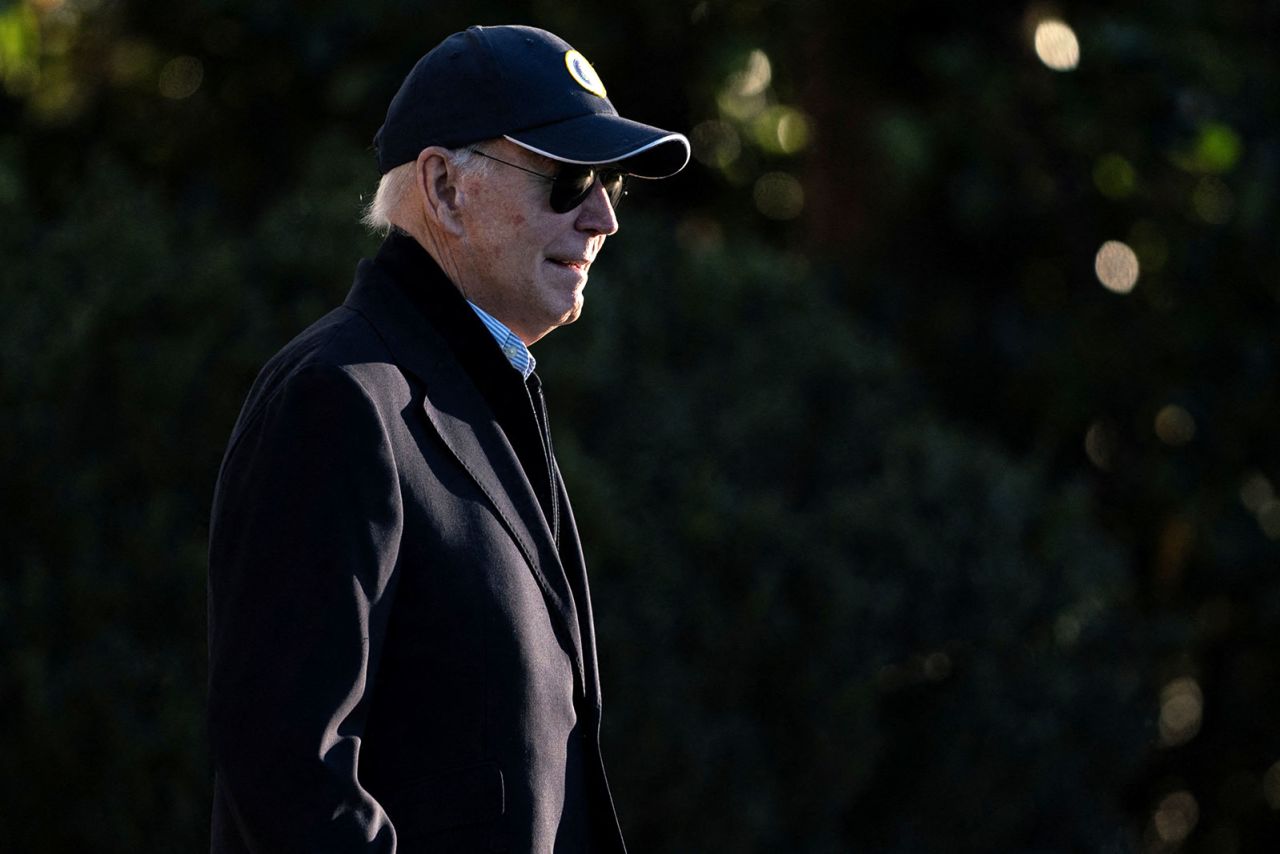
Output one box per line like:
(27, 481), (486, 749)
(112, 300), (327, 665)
(564, 49), (607, 98)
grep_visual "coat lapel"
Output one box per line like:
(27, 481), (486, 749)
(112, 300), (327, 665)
(552, 457), (603, 713)
(418, 383), (587, 692)
(344, 258), (587, 695)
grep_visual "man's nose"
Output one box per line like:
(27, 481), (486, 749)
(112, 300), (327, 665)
(575, 179), (620, 236)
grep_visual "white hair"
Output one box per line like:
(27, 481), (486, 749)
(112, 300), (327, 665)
(360, 147), (493, 233)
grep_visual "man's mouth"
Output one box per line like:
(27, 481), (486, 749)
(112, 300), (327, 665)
(548, 257), (590, 271)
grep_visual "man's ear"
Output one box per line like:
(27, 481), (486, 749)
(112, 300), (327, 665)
(415, 147), (466, 237)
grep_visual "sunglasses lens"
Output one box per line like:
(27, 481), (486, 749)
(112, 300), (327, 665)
(602, 171), (626, 207)
(550, 167), (627, 213)
(550, 168), (593, 213)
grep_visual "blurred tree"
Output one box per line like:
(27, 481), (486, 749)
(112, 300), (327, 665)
(2, 0), (1278, 850)
(546, 218), (1165, 852)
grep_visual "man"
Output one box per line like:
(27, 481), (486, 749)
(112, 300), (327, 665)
(207, 24), (689, 853)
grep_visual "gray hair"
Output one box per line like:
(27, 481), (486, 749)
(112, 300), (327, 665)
(360, 147), (493, 233)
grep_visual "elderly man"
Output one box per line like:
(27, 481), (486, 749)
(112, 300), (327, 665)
(207, 24), (688, 854)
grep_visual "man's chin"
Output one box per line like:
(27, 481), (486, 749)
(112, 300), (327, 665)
(556, 304), (583, 328)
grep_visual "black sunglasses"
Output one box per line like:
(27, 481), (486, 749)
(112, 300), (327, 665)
(468, 149), (626, 214)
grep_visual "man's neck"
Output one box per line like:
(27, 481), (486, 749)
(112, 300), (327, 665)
(389, 218), (471, 301)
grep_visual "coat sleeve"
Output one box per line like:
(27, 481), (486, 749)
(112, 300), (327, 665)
(208, 363), (404, 852)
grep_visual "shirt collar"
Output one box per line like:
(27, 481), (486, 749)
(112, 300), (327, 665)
(467, 302), (537, 380)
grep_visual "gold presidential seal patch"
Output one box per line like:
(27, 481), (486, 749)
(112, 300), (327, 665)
(564, 49), (607, 98)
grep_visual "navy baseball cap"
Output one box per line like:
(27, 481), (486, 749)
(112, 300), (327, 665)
(373, 25), (690, 179)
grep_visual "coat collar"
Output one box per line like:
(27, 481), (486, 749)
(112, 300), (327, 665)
(342, 231), (588, 697)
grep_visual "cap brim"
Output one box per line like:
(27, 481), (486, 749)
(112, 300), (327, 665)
(505, 113), (690, 179)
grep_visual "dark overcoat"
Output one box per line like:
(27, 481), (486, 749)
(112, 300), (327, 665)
(207, 233), (626, 853)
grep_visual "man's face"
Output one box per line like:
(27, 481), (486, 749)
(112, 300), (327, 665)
(453, 140), (620, 345)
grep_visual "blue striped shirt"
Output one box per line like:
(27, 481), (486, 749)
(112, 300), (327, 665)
(468, 302), (537, 380)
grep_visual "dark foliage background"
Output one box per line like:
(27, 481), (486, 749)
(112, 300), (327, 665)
(2, 0), (1277, 851)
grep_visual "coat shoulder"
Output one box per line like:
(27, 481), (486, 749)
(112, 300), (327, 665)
(267, 305), (394, 380)
(228, 306), (413, 448)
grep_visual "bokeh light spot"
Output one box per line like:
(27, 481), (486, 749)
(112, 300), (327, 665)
(1095, 240), (1140, 293)
(749, 105), (812, 155)
(1239, 472), (1275, 513)
(1084, 419), (1117, 471)
(717, 87), (765, 122)
(1034, 20), (1080, 71)
(776, 110), (811, 153)
(1257, 500), (1280, 540)
(1152, 791), (1199, 843)
(1154, 405), (1196, 446)
(718, 49), (771, 120)
(1263, 760), (1280, 809)
(1195, 123), (1243, 174)
(0, 4), (41, 96)
(158, 55), (203, 100)
(1094, 154), (1137, 199)
(753, 172), (804, 220)
(691, 120), (742, 169)
(732, 49), (772, 97)
(1159, 677), (1203, 747)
